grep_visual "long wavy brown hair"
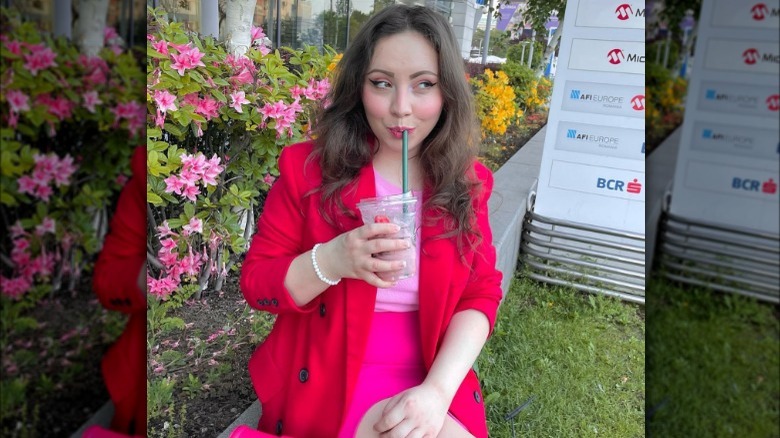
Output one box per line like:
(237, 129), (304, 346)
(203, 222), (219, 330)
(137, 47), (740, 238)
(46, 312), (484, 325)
(310, 4), (483, 253)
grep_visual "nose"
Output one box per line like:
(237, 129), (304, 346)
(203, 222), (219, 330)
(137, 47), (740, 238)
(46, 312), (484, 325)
(390, 86), (412, 118)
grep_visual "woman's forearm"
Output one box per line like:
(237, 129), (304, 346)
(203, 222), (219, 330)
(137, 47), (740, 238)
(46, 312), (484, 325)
(283, 241), (339, 307)
(423, 309), (491, 402)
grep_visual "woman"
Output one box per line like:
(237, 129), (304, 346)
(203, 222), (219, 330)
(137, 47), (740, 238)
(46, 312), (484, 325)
(89, 145), (147, 437)
(240, 5), (503, 437)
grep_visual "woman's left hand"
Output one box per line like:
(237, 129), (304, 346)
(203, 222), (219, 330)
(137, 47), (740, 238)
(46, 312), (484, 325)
(373, 383), (449, 438)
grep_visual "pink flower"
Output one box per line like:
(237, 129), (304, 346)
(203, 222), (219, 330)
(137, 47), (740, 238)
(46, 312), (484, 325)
(12, 238), (30, 253)
(154, 110), (165, 128)
(230, 67), (254, 85)
(201, 155), (224, 186)
(35, 217), (56, 236)
(194, 96), (220, 120)
(290, 85), (305, 100)
(153, 90), (177, 113)
(251, 26), (266, 42)
(151, 40), (168, 55)
(1, 276), (31, 300)
(230, 91), (250, 113)
(9, 222), (26, 239)
(263, 174), (276, 186)
(157, 221), (175, 238)
(148, 275), (180, 300)
(260, 100), (287, 120)
(178, 250), (202, 277)
(182, 217), (203, 236)
(53, 155), (77, 186)
(170, 45), (206, 76)
(6, 90), (30, 113)
(181, 92), (200, 108)
(181, 184), (200, 202)
(104, 27), (119, 43)
(160, 238), (177, 251)
(35, 185), (53, 202)
(115, 174), (129, 185)
(181, 153), (208, 174)
(17, 175), (36, 195)
(4, 40), (22, 55)
(163, 174), (185, 195)
(82, 91), (102, 113)
(23, 45), (57, 76)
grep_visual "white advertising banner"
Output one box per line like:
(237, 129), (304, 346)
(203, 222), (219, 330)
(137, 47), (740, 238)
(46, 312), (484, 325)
(568, 39), (646, 75)
(703, 39), (780, 75)
(533, 0), (645, 234)
(669, 0), (780, 234)
(575, 0), (646, 29)
(711, 0), (780, 29)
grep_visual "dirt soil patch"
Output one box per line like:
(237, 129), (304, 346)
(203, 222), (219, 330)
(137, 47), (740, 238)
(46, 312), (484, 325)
(1, 278), (126, 437)
(147, 277), (274, 437)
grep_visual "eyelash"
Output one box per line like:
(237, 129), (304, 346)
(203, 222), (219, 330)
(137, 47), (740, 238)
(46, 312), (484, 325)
(368, 79), (438, 90)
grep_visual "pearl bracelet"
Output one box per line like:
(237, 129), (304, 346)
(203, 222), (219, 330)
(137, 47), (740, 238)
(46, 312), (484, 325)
(311, 243), (340, 286)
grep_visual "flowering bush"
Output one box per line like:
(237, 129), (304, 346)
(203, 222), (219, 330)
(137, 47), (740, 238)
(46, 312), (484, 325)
(0, 8), (145, 301)
(145, 8), (336, 300)
(500, 61), (552, 115)
(470, 69), (520, 136)
(646, 63), (687, 153)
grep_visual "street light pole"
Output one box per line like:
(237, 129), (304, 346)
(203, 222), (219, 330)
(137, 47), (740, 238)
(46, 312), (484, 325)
(481, 0), (494, 65)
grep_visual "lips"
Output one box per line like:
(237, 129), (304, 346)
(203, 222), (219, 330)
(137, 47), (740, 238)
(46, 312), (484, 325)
(388, 127), (414, 139)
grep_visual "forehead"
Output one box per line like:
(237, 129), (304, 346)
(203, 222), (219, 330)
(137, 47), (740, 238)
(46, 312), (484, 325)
(368, 31), (439, 73)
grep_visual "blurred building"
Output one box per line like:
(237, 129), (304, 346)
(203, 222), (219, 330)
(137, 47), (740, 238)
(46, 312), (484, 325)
(2, 0), (146, 47)
(147, 0), (483, 58)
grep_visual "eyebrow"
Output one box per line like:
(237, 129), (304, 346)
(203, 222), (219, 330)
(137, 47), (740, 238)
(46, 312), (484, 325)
(366, 69), (439, 78)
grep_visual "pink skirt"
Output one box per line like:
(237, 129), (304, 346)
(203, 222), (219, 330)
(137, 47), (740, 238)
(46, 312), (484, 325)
(337, 311), (426, 437)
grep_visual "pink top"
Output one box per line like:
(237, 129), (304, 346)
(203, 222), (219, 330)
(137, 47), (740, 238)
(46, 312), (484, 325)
(373, 167), (422, 312)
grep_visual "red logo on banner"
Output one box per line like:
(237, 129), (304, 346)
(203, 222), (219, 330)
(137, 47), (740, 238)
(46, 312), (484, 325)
(762, 178), (777, 194)
(607, 49), (624, 64)
(627, 179), (642, 194)
(615, 4), (633, 20)
(767, 94), (779, 111)
(743, 48), (760, 64)
(630, 95), (645, 110)
(751, 3), (769, 20)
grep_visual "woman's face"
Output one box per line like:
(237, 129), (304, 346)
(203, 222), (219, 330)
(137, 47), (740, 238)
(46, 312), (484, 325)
(362, 31), (444, 157)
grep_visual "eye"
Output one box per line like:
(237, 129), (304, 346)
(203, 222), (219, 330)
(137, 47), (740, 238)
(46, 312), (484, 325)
(369, 79), (391, 89)
(417, 81), (438, 90)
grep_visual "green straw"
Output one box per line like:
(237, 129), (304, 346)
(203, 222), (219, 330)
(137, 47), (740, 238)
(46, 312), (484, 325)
(402, 130), (408, 194)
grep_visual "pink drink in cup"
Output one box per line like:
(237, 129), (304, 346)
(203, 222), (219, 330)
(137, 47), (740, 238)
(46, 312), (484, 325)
(356, 194), (417, 282)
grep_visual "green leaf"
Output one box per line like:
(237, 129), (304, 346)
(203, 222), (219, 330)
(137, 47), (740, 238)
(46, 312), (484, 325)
(184, 203), (195, 218)
(211, 89), (227, 102)
(149, 141), (169, 152)
(167, 218), (185, 229)
(164, 123), (184, 139)
(147, 192), (164, 205)
(0, 192), (17, 206)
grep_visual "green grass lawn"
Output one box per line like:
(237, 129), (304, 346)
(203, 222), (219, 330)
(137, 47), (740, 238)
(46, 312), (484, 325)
(477, 274), (645, 437)
(646, 277), (780, 437)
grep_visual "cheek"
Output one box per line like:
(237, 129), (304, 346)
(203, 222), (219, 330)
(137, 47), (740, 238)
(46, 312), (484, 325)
(417, 93), (444, 121)
(361, 90), (386, 120)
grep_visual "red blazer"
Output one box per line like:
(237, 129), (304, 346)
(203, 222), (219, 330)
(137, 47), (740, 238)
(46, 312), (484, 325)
(92, 146), (147, 434)
(241, 141), (503, 438)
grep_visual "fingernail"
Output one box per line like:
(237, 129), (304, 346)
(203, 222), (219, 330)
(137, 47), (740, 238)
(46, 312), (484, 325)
(400, 261), (407, 268)
(392, 224), (401, 232)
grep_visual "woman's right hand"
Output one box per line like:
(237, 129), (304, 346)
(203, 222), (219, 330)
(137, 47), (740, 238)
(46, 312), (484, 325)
(319, 222), (412, 288)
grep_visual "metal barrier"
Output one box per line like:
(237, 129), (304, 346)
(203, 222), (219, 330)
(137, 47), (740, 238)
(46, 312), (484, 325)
(656, 210), (780, 304)
(519, 191), (646, 304)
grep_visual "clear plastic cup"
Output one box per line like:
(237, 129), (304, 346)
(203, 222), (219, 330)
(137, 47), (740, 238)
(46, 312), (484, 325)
(356, 194), (417, 282)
